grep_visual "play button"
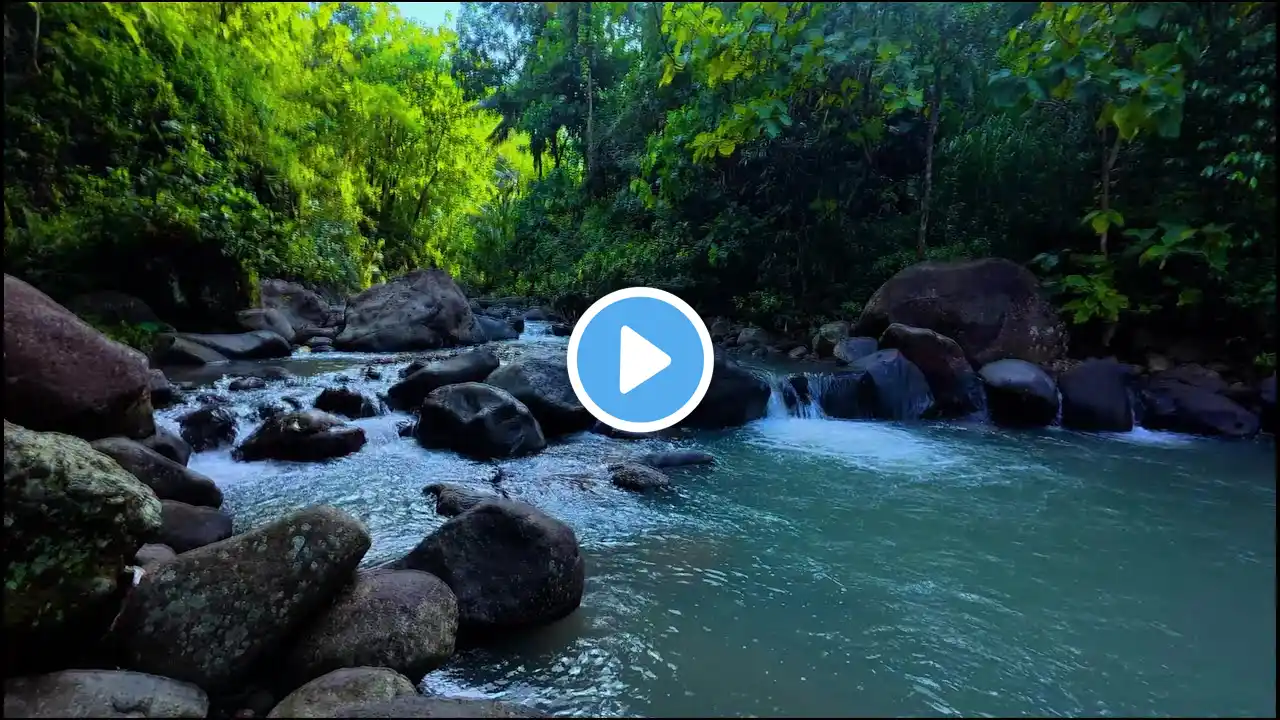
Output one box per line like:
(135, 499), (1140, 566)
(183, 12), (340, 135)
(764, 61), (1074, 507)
(568, 287), (714, 432)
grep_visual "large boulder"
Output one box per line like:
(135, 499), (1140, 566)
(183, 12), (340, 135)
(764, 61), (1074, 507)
(398, 500), (584, 639)
(234, 410), (367, 462)
(681, 355), (771, 428)
(173, 330), (291, 360)
(3, 422), (162, 673)
(267, 668), (418, 719)
(811, 321), (851, 358)
(110, 506), (371, 693)
(846, 349), (935, 421)
(177, 405), (238, 452)
(158, 500), (234, 554)
(484, 357), (593, 436)
(879, 324), (984, 418)
(386, 349), (500, 411)
(90, 437), (223, 508)
(475, 315), (520, 342)
(978, 359), (1059, 427)
(139, 427), (192, 467)
(335, 270), (484, 352)
(3, 274), (156, 440)
(148, 370), (178, 410)
(3, 670), (207, 718)
(260, 279), (334, 328)
(150, 335), (230, 366)
(833, 337), (879, 365)
(1138, 376), (1259, 438)
(285, 569), (458, 686)
(314, 387), (379, 419)
(854, 258), (1068, 367)
(237, 308), (297, 344)
(414, 383), (546, 460)
(327, 697), (546, 718)
(1058, 359), (1133, 432)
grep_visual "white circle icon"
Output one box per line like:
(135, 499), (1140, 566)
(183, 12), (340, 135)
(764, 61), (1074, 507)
(567, 287), (714, 433)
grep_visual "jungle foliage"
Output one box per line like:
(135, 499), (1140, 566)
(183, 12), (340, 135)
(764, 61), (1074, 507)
(3, 2), (1275, 359)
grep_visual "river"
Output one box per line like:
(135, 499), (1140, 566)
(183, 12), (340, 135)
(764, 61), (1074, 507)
(157, 326), (1277, 718)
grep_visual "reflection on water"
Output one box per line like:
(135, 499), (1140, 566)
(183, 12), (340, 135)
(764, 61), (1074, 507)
(157, 345), (1277, 718)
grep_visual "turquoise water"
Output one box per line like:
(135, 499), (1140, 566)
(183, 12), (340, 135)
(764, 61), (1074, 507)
(159, 339), (1276, 718)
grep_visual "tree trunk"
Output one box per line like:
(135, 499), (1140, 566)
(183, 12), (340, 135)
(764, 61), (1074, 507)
(1099, 131), (1123, 256)
(917, 90), (941, 261)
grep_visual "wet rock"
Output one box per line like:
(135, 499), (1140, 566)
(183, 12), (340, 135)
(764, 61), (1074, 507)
(423, 483), (501, 517)
(363, 365), (382, 380)
(237, 308), (297, 344)
(843, 349), (935, 421)
(879, 324), (983, 418)
(396, 420), (416, 438)
(260, 279), (334, 336)
(522, 307), (559, 322)
(336, 270), (484, 352)
(90, 437), (223, 508)
(788, 346), (809, 360)
(135, 544), (177, 569)
(286, 569), (458, 686)
(4, 274), (156, 440)
(855, 258), (1068, 366)
(737, 327), (772, 347)
(329, 696), (546, 718)
(1058, 359), (1133, 432)
(484, 356), (593, 436)
(158, 500), (234, 554)
(681, 355), (771, 428)
(110, 506), (371, 693)
(314, 387), (379, 419)
(139, 427), (192, 467)
(833, 336), (879, 365)
(174, 330), (292, 360)
(195, 392), (233, 406)
(386, 349), (500, 411)
(550, 322), (572, 337)
(1138, 376), (1259, 438)
(308, 337), (335, 352)
(230, 376), (268, 392)
(177, 405), (238, 452)
(398, 500), (584, 638)
(3, 422), (162, 672)
(414, 383), (546, 460)
(608, 462), (670, 491)
(475, 315), (519, 342)
(149, 370), (177, 410)
(234, 410), (367, 462)
(151, 335), (230, 365)
(632, 450), (716, 469)
(1155, 364), (1229, 395)
(811, 321), (851, 358)
(298, 326), (340, 343)
(978, 359), (1059, 428)
(267, 668), (418, 719)
(3, 669), (208, 718)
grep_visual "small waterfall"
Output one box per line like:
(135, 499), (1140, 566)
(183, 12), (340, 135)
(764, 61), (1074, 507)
(520, 320), (555, 340)
(763, 372), (828, 419)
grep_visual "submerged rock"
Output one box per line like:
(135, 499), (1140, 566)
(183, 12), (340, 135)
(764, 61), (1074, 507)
(484, 356), (593, 436)
(1058, 359), (1133, 432)
(414, 383), (546, 460)
(90, 437), (223, 507)
(285, 569), (458, 686)
(314, 387), (379, 419)
(632, 450), (716, 469)
(229, 376), (267, 392)
(158, 500), (233, 554)
(398, 500), (584, 638)
(177, 405), (237, 452)
(386, 349), (499, 411)
(608, 462), (671, 491)
(234, 410), (367, 462)
(110, 506), (371, 693)
(267, 667), (418, 719)
(335, 269), (484, 352)
(3, 669), (208, 718)
(978, 359), (1059, 427)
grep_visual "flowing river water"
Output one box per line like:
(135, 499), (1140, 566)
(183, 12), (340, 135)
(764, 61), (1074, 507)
(158, 326), (1277, 718)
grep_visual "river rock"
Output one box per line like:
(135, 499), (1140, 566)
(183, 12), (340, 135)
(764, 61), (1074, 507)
(139, 427), (192, 467)
(682, 355), (771, 428)
(335, 269), (483, 352)
(135, 544), (177, 568)
(237, 308), (297, 344)
(327, 696), (546, 718)
(110, 505), (371, 693)
(854, 258), (1068, 366)
(286, 569), (458, 686)
(844, 349), (935, 420)
(608, 462), (670, 491)
(811, 321), (851, 358)
(314, 387), (379, 419)
(879, 324), (984, 418)
(833, 336), (879, 365)
(633, 450), (716, 468)
(3, 274), (156, 440)
(148, 370), (177, 410)
(158, 500), (233, 554)
(151, 335), (230, 365)
(1138, 376), (1259, 438)
(1155, 364), (1229, 395)
(177, 405), (238, 451)
(90, 437), (223, 508)
(424, 483), (501, 517)
(234, 410), (367, 462)
(414, 383), (546, 460)
(484, 356), (592, 436)
(3, 422), (162, 672)
(386, 349), (500, 411)
(978, 359), (1059, 427)
(261, 279), (334, 337)
(398, 500), (584, 638)
(476, 315), (520, 342)
(1058, 359), (1133, 432)
(3, 670), (208, 719)
(229, 376), (267, 392)
(788, 346), (809, 359)
(737, 327), (771, 347)
(175, 330), (292, 360)
(267, 668), (418, 719)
